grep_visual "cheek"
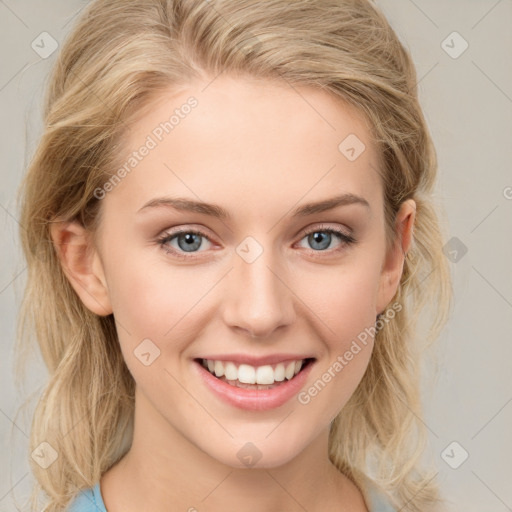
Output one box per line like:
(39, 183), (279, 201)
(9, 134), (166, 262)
(293, 263), (380, 410)
(104, 250), (209, 350)
(297, 259), (381, 343)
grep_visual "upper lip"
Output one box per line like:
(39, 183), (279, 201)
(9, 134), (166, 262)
(195, 353), (316, 366)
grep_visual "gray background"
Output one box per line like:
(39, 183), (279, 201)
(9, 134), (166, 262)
(1, 1), (511, 510)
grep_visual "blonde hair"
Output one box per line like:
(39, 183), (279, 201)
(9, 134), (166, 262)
(14, 0), (452, 510)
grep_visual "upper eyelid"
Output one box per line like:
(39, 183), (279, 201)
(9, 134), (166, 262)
(159, 222), (352, 240)
(158, 224), (355, 263)
(300, 223), (352, 235)
(158, 223), (354, 251)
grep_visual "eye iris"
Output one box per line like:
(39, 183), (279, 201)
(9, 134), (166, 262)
(178, 233), (202, 252)
(309, 231), (331, 251)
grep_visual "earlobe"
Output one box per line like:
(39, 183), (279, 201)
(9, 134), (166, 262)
(376, 199), (416, 315)
(49, 219), (113, 316)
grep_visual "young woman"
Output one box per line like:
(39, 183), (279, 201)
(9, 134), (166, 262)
(16, 0), (452, 510)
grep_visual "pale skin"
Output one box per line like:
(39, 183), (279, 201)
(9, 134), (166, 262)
(51, 75), (415, 512)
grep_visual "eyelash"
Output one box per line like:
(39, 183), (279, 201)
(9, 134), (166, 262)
(157, 224), (356, 260)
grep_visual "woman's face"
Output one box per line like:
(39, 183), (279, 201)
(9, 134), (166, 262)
(86, 76), (412, 468)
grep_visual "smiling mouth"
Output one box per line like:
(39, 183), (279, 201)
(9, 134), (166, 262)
(194, 357), (316, 390)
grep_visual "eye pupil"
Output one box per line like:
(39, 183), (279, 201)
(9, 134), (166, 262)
(309, 231), (331, 251)
(178, 233), (202, 252)
(161, 227), (352, 259)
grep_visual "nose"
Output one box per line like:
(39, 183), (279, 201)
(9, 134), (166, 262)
(222, 246), (295, 339)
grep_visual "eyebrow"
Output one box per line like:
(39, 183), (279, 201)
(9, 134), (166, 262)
(137, 193), (370, 220)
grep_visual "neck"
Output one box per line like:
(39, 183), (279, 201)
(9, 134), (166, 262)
(100, 388), (364, 512)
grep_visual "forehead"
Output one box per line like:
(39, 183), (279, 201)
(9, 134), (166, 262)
(105, 75), (383, 220)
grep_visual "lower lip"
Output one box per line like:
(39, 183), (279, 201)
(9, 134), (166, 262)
(193, 360), (315, 411)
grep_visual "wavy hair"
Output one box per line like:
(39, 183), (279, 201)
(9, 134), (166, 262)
(14, 0), (452, 510)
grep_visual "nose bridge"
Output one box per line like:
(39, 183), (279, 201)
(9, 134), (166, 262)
(222, 236), (293, 337)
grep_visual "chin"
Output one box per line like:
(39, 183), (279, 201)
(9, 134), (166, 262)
(203, 433), (310, 470)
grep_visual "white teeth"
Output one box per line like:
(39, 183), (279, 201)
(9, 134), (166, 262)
(238, 364), (256, 384)
(256, 365), (274, 385)
(201, 358), (308, 385)
(214, 360), (224, 378)
(284, 361), (296, 380)
(274, 363), (285, 382)
(224, 361), (238, 381)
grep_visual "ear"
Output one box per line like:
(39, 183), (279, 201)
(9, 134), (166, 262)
(49, 219), (113, 316)
(376, 199), (416, 315)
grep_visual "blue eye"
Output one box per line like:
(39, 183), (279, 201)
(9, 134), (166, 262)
(158, 229), (213, 259)
(157, 225), (356, 260)
(298, 227), (356, 253)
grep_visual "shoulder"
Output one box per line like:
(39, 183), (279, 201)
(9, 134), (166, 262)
(66, 477), (396, 512)
(67, 483), (107, 512)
